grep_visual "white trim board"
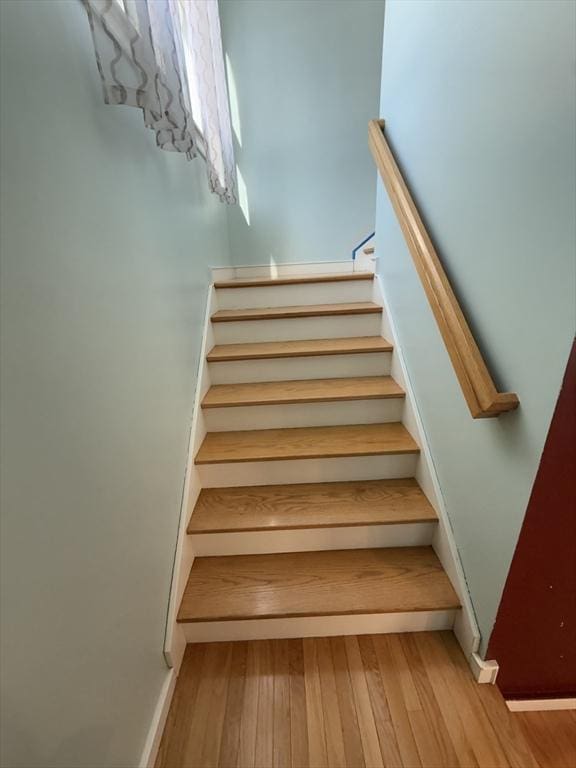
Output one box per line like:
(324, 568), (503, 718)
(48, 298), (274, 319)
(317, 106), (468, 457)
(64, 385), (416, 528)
(162, 285), (218, 670)
(506, 698), (576, 712)
(139, 669), (177, 768)
(141, 285), (219, 768)
(371, 271), (483, 675)
(470, 653), (499, 684)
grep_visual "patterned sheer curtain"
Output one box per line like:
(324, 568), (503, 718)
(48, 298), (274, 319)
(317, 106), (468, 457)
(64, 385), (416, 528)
(84, 0), (237, 203)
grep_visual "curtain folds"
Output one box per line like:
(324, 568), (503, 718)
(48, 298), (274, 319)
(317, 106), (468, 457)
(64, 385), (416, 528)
(84, 0), (237, 203)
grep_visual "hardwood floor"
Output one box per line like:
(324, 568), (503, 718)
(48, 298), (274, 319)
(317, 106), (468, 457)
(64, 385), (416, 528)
(156, 631), (572, 768)
(517, 711), (576, 768)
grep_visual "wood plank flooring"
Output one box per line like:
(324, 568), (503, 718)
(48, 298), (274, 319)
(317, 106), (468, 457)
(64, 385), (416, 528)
(201, 376), (404, 408)
(156, 631), (573, 768)
(214, 272), (374, 288)
(194, 423), (419, 465)
(187, 479), (437, 533)
(211, 302), (382, 323)
(206, 337), (393, 362)
(177, 547), (459, 623)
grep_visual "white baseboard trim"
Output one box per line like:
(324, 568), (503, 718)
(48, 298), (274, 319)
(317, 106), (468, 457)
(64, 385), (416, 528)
(470, 653), (499, 684)
(139, 668), (177, 768)
(162, 287), (216, 669)
(506, 698), (576, 712)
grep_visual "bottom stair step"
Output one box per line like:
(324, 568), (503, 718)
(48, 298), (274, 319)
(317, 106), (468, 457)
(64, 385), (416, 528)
(177, 547), (460, 623)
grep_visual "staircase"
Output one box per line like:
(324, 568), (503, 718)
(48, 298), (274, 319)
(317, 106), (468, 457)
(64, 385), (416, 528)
(176, 268), (461, 643)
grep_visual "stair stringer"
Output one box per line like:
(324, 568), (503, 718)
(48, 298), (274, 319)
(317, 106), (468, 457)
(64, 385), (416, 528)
(371, 269), (482, 668)
(162, 285), (218, 672)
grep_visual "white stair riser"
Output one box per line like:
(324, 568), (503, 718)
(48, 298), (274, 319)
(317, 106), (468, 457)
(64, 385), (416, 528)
(212, 313), (382, 344)
(212, 262), (371, 281)
(182, 610), (457, 643)
(208, 352), (392, 384)
(197, 453), (418, 488)
(202, 398), (404, 431)
(215, 280), (373, 310)
(189, 522), (435, 556)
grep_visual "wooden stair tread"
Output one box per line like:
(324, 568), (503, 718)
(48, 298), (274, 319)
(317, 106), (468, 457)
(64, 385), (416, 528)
(207, 336), (393, 362)
(201, 376), (404, 408)
(177, 546), (460, 622)
(188, 478), (437, 533)
(211, 302), (382, 323)
(195, 422), (419, 464)
(214, 272), (373, 288)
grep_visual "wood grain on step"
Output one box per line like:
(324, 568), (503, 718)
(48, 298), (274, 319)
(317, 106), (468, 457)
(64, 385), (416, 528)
(177, 547), (460, 622)
(210, 302), (382, 322)
(214, 272), (374, 288)
(207, 336), (393, 362)
(201, 376), (404, 408)
(194, 422), (419, 464)
(188, 479), (437, 533)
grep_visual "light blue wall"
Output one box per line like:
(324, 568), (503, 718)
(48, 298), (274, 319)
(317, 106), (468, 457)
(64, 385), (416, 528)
(220, 0), (384, 266)
(376, 0), (576, 651)
(0, 1), (231, 765)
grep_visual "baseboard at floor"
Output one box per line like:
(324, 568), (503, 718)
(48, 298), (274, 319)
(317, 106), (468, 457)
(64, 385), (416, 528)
(506, 697), (576, 712)
(470, 652), (499, 684)
(139, 669), (177, 768)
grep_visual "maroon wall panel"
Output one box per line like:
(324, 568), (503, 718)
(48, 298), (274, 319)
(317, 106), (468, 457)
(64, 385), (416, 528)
(487, 340), (576, 700)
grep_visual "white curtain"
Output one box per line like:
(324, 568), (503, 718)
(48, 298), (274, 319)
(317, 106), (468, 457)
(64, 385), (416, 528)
(84, 0), (237, 203)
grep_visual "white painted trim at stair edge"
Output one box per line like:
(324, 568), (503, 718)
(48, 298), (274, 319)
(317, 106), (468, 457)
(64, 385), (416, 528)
(139, 668), (177, 768)
(163, 284), (217, 669)
(505, 698), (576, 712)
(371, 270), (484, 677)
(140, 286), (217, 767)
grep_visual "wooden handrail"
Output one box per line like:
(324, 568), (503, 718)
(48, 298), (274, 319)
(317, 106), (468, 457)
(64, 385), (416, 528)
(369, 119), (519, 418)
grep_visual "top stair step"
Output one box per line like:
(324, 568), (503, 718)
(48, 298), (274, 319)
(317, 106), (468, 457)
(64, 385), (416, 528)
(211, 302), (382, 323)
(214, 271), (374, 288)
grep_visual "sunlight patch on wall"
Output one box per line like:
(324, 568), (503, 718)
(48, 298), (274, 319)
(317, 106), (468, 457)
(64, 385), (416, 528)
(225, 53), (242, 147)
(236, 166), (250, 225)
(268, 256), (279, 279)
